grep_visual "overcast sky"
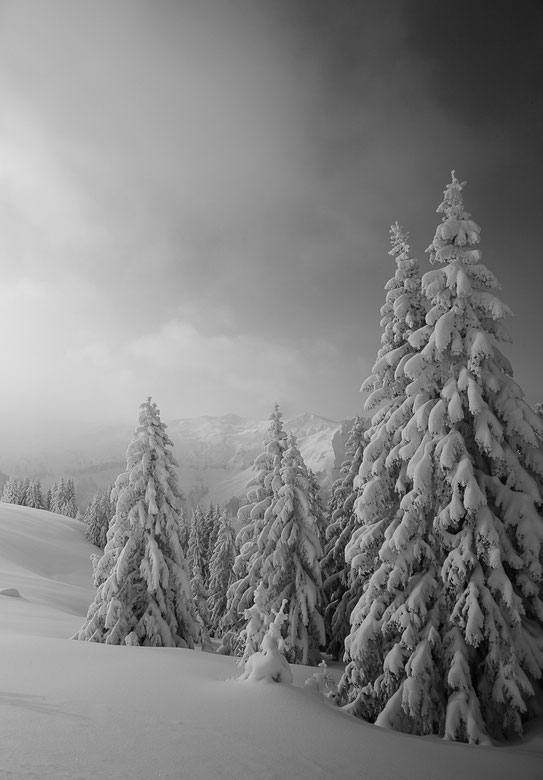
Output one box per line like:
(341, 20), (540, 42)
(1, 0), (542, 450)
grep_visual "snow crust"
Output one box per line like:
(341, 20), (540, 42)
(1, 503), (542, 778)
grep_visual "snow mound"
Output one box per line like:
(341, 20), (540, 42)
(0, 502), (97, 636)
(0, 587), (21, 597)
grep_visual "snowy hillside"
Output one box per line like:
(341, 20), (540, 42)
(1, 504), (542, 779)
(0, 412), (352, 509)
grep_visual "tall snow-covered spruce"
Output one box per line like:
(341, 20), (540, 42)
(207, 511), (237, 634)
(336, 222), (426, 674)
(74, 398), (199, 648)
(259, 432), (326, 665)
(222, 403), (287, 637)
(341, 174), (543, 742)
(322, 416), (368, 659)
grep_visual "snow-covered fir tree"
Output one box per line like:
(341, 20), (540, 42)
(191, 562), (210, 633)
(238, 597), (293, 684)
(258, 432), (326, 665)
(48, 479), (65, 513)
(341, 173), (543, 743)
(207, 511), (237, 634)
(74, 398), (200, 648)
(325, 225), (425, 663)
(1, 476), (25, 505)
(223, 403), (287, 635)
(187, 507), (207, 579)
(204, 503), (221, 578)
(62, 479), (78, 518)
(84, 485), (114, 548)
(307, 468), (327, 546)
(238, 582), (275, 665)
(186, 506), (210, 628)
(49, 478), (78, 517)
(25, 479), (45, 509)
(321, 416), (367, 659)
(21, 478), (30, 504)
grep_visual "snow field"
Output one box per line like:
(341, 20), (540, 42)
(1, 504), (542, 778)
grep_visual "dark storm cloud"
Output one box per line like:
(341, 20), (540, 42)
(0, 0), (541, 443)
(398, 0), (543, 397)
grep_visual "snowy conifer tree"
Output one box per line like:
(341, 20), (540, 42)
(74, 398), (199, 648)
(259, 433), (326, 665)
(84, 486), (114, 548)
(238, 597), (293, 684)
(186, 506), (210, 628)
(48, 479), (65, 513)
(25, 479), (45, 509)
(325, 226), (425, 663)
(1, 476), (24, 505)
(238, 582), (274, 665)
(307, 468), (327, 545)
(204, 503), (221, 578)
(341, 173), (543, 742)
(191, 561), (210, 632)
(49, 478), (77, 516)
(64, 479), (78, 517)
(207, 511), (237, 634)
(187, 507), (207, 579)
(21, 478), (30, 505)
(223, 403), (287, 633)
(321, 416), (367, 659)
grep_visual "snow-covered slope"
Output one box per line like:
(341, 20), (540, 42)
(0, 413), (353, 509)
(0, 503), (98, 636)
(1, 504), (542, 779)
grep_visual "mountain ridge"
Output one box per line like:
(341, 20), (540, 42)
(0, 412), (361, 511)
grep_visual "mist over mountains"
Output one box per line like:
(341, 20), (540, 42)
(0, 413), (358, 512)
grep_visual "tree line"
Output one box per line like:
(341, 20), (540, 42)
(1, 476), (79, 517)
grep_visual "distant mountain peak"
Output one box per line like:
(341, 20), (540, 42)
(0, 411), (351, 510)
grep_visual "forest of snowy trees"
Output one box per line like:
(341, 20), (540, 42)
(9, 173), (542, 745)
(1, 475), (79, 517)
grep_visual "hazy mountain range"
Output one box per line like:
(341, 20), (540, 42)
(0, 413), (359, 512)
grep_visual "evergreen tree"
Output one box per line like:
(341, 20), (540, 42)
(237, 582), (278, 666)
(307, 468), (327, 545)
(187, 506), (207, 580)
(74, 398), (199, 648)
(25, 479), (45, 509)
(223, 403), (287, 633)
(49, 479), (64, 513)
(49, 478), (78, 515)
(325, 225), (424, 662)
(61, 478), (78, 518)
(321, 416), (367, 659)
(1, 476), (25, 505)
(258, 433), (326, 665)
(187, 508), (210, 628)
(84, 485), (114, 548)
(207, 511), (237, 634)
(190, 561), (210, 632)
(21, 478), (30, 505)
(204, 503), (221, 577)
(341, 173), (543, 742)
